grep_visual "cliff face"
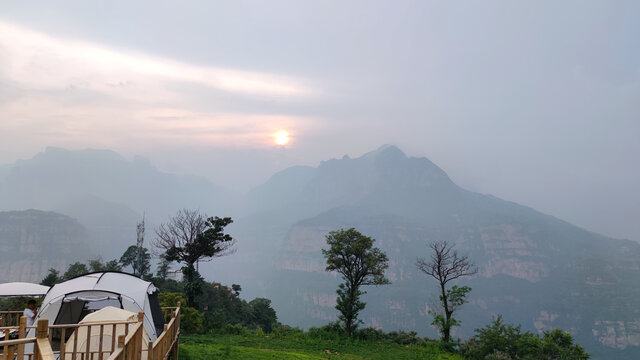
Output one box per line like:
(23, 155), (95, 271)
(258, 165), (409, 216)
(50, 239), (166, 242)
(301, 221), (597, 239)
(248, 145), (640, 360)
(0, 210), (90, 283)
(0, 147), (234, 258)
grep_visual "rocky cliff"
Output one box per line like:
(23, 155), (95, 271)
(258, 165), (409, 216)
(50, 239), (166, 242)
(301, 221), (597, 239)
(0, 210), (90, 283)
(243, 145), (640, 360)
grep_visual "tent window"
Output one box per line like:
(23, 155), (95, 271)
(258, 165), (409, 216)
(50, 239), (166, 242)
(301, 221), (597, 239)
(53, 297), (123, 343)
(55, 297), (123, 325)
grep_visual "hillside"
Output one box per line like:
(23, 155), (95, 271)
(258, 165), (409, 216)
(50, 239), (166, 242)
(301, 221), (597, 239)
(0, 210), (91, 282)
(0, 147), (235, 257)
(0, 145), (636, 359)
(232, 145), (640, 360)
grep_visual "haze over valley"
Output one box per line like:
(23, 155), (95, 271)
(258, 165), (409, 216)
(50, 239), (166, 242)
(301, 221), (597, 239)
(1, 145), (639, 359)
(1, 2), (638, 359)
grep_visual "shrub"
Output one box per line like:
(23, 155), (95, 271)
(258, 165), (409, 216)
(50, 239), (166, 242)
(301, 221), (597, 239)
(224, 323), (247, 335)
(355, 327), (386, 342)
(181, 306), (205, 334)
(461, 315), (589, 360)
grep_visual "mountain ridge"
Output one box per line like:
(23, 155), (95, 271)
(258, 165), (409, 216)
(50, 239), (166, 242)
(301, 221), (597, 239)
(237, 145), (640, 360)
(0, 145), (637, 359)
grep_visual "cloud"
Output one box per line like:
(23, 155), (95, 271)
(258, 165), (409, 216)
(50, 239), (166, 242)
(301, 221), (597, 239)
(0, 21), (319, 154)
(0, 22), (312, 98)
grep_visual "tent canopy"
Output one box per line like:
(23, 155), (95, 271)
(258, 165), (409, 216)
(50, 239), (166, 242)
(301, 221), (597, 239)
(32, 272), (164, 341)
(0, 282), (49, 297)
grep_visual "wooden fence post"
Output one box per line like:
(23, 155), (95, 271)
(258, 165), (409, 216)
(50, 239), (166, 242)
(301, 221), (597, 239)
(36, 319), (49, 339)
(3, 324), (10, 359)
(34, 319), (49, 359)
(172, 342), (179, 360)
(147, 340), (154, 360)
(17, 316), (26, 359)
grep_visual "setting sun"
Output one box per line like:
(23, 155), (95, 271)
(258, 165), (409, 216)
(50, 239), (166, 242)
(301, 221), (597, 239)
(274, 130), (290, 145)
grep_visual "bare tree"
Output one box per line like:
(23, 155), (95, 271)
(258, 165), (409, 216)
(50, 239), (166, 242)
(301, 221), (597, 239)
(417, 241), (477, 343)
(155, 209), (235, 306)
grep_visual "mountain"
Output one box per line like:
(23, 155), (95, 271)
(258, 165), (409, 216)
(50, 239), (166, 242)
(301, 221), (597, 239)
(0, 210), (90, 282)
(1, 145), (637, 358)
(228, 145), (640, 360)
(0, 147), (235, 257)
(0, 164), (10, 181)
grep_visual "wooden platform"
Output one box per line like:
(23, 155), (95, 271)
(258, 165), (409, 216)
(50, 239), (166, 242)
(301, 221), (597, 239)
(0, 305), (180, 360)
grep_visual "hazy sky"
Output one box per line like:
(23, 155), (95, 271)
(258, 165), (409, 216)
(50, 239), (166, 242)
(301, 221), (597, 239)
(0, 1), (638, 241)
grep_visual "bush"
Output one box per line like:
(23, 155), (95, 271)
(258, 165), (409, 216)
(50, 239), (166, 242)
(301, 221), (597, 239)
(272, 324), (303, 337)
(181, 306), (205, 334)
(461, 315), (589, 360)
(386, 330), (423, 346)
(224, 323), (248, 335)
(355, 327), (386, 342)
(158, 292), (203, 334)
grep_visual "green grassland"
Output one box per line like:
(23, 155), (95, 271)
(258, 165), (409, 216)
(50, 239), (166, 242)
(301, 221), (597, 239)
(179, 333), (462, 360)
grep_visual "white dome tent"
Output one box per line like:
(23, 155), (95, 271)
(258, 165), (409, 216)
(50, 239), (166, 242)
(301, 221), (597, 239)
(28, 272), (165, 342)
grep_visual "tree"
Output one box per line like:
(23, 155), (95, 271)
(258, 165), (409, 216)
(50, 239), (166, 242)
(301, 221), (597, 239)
(155, 209), (235, 307)
(416, 241), (477, 343)
(322, 228), (390, 337)
(63, 262), (89, 280)
(249, 298), (277, 332)
(231, 284), (242, 297)
(89, 258), (123, 272)
(156, 254), (172, 279)
(120, 245), (151, 277)
(249, 298), (278, 333)
(41, 268), (61, 286)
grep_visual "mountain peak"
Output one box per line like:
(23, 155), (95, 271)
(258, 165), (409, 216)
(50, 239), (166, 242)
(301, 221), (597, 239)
(361, 144), (407, 160)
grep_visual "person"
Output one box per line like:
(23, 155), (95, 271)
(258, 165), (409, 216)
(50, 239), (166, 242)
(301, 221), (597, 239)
(23, 299), (37, 326)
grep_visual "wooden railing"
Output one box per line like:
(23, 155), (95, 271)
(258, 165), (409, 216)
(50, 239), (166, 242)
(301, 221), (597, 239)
(106, 322), (144, 360)
(52, 317), (139, 360)
(0, 312), (24, 327)
(0, 304), (180, 360)
(0, 319), (55, 360)
(148, 306), (180, 360)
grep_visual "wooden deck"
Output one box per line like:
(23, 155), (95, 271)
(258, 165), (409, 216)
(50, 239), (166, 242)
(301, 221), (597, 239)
(0, 305), (180, 360)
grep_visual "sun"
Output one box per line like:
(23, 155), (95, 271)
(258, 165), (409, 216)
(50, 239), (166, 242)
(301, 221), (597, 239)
(274, 130), (290, 146)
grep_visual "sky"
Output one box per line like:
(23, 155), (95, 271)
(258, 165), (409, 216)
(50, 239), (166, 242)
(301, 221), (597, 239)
(0, 1), (639, 241)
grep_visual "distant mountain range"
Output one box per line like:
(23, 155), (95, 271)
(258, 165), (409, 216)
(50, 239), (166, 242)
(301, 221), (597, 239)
(0, 146), (236, 256)
(236, 145), (640, 360)
(0, 145), (638, 359)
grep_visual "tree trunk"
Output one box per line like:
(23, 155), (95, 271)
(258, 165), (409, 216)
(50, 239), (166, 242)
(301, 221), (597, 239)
(440, 282), (451, 343)
(184, 263), (196, 307)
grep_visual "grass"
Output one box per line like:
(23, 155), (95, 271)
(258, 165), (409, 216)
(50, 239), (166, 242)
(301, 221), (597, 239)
(179, 333), (463, 360)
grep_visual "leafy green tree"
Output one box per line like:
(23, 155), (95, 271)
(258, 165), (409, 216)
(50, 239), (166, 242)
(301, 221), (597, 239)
(88, 258), (123, 272)
(63, 262), (89, 280)
(120, 245), (151, 277)
(232, 284), (242, 297)
(416, 241), (477, 343)
(462, 315), (529, 359)
(322, 228), (390, 337)
(249, 298), (277, 332)
(155, 209), (235, 307)
(156, 254), (172, 279)
(541, 329), (590, 360)
(40, 268), (61, 286)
